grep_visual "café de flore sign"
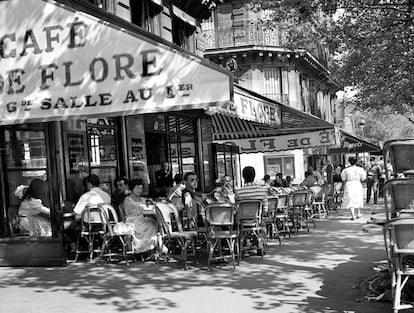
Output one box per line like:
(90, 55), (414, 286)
(0, 0), (231, 125)
(216, 129), (337, 153)
(210, 85), (282, 126)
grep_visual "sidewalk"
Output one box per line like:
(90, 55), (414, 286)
(0, 201), (390, 313)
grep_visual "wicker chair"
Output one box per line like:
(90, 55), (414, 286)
(155, 202), (197, 270)
(238, 199), (266, 257)
(384, 218), (414, 313)
(205, 203), (239, 270)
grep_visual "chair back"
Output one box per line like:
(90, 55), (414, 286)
(155, 202), (174, 236)
(388, 218), (414, 252)
(291, 190), (310, 206)
(383, 178), (414, 220)
(98, 203), (118, 224)
(383, 138), (414, 178)
(205, 203), (236, 227)
(309, 185), (325, 201)
(268, 196), (278, 212)
(276, 193), (289, 209)
(80, 205), (110, 234)
(238, 200), (262, 224)
(324, 184), (334, 197)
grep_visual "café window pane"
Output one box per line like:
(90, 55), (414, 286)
(6, 129), (47, 169)
(264, 156), (295, 179)
(3, 125), (52, 238)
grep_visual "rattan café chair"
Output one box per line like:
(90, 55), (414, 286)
(384, 218), (414, 313)
(263, 196), (281, 244)
(238, 199), (266, 257)
(155, 202), (197, 270)
(75, 205), (109, 261)
(383, 179), (414, 221)
(205, 203), (239, 270)
(309, 185), (328, 219)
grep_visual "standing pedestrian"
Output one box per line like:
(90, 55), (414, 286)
(326, 160), (333, 184)
(341, 157), (367, 220)
(366, 157), (380, 204)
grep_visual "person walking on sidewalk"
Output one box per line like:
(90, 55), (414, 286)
(341, 157), (367, 220)
(366, 157), (380, 204)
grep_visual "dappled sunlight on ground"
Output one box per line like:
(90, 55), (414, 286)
(0, 204), (391, 313)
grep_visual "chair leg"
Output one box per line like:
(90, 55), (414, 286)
(393, 270), (401, 313)
(181, 239), (190, 270)
(192, 239), (198, 265)
(88, 235), (94, 260)
(228, 238), (236, 270)
(235, 237), (240, 265)
(208, 239), (217, 271)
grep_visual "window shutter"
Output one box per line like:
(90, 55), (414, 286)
(115, 0), (131, 22)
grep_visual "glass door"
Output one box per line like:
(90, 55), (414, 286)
(1, 124), (53, 238)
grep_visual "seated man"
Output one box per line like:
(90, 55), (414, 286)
(300, 170), (318, 188)
(181, 172), (203, 228)
(112, 176), (130, 217)
(73, 174), (111, 220)
(272, 173), (288, 187)
(65, 174), (111, 254)
(168, 173), (185, 210)
(236, 166), (268, 214)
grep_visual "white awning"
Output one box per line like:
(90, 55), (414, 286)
(0, 0), (231, 126)
(215, 126), (337, 154)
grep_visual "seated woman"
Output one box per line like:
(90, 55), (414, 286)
(16, 179), (52, 237)
(120, 178), (158, 254)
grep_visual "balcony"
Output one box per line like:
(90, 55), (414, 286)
(202, 26), (329, 68)
(203, 25), (286, 49)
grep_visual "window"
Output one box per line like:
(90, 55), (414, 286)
(130, 0), (161, 35)
(264, 156), (295, 180)
(87, 118), (118, 194)
(263, 67), (283, 102)
(141, 114), (198, 196)
(172, 18), (196, 50)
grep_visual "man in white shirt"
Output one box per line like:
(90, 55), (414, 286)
(73, 174), (111, 221)
(65, 174), (111, 255)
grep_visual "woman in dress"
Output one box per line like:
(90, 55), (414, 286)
(18, 179), (52, 237)
(120, 178), (158, 254)
(341, 157), (367, 220)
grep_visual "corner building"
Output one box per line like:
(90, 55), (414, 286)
(0, 0), (231, 265)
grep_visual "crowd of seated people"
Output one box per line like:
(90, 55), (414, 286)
(16, 162), (343, 262)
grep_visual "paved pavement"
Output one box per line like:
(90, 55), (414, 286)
(0, 200), (391, 313)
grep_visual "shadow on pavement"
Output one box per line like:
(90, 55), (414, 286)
(0, 205), (391, 313)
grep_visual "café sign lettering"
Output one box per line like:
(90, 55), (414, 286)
(212, 87), (282, 126)
(0, 0), (230, 125)
(216, 129), (336, 153)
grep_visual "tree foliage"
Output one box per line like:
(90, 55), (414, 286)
(355, 110), (414, 142)
(247, 0), (414, 116)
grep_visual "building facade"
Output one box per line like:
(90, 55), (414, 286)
(0, 0), (231, 265)
(200, 0), (341, 183)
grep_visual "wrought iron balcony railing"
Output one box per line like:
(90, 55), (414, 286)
(203, 25), (286, 49)
(202, 26), (329, 68)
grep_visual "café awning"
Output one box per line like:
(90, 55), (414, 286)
(0, 0), (232, 126)
(328, 130), (381, 154)
(213, 85), (338, 153)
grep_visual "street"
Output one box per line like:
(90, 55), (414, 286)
(0, 201), (391, 313)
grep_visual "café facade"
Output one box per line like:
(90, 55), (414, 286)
(0, 0), (342, 266)
(0, 0), (232, 266)
(213, 85), (338, 185)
